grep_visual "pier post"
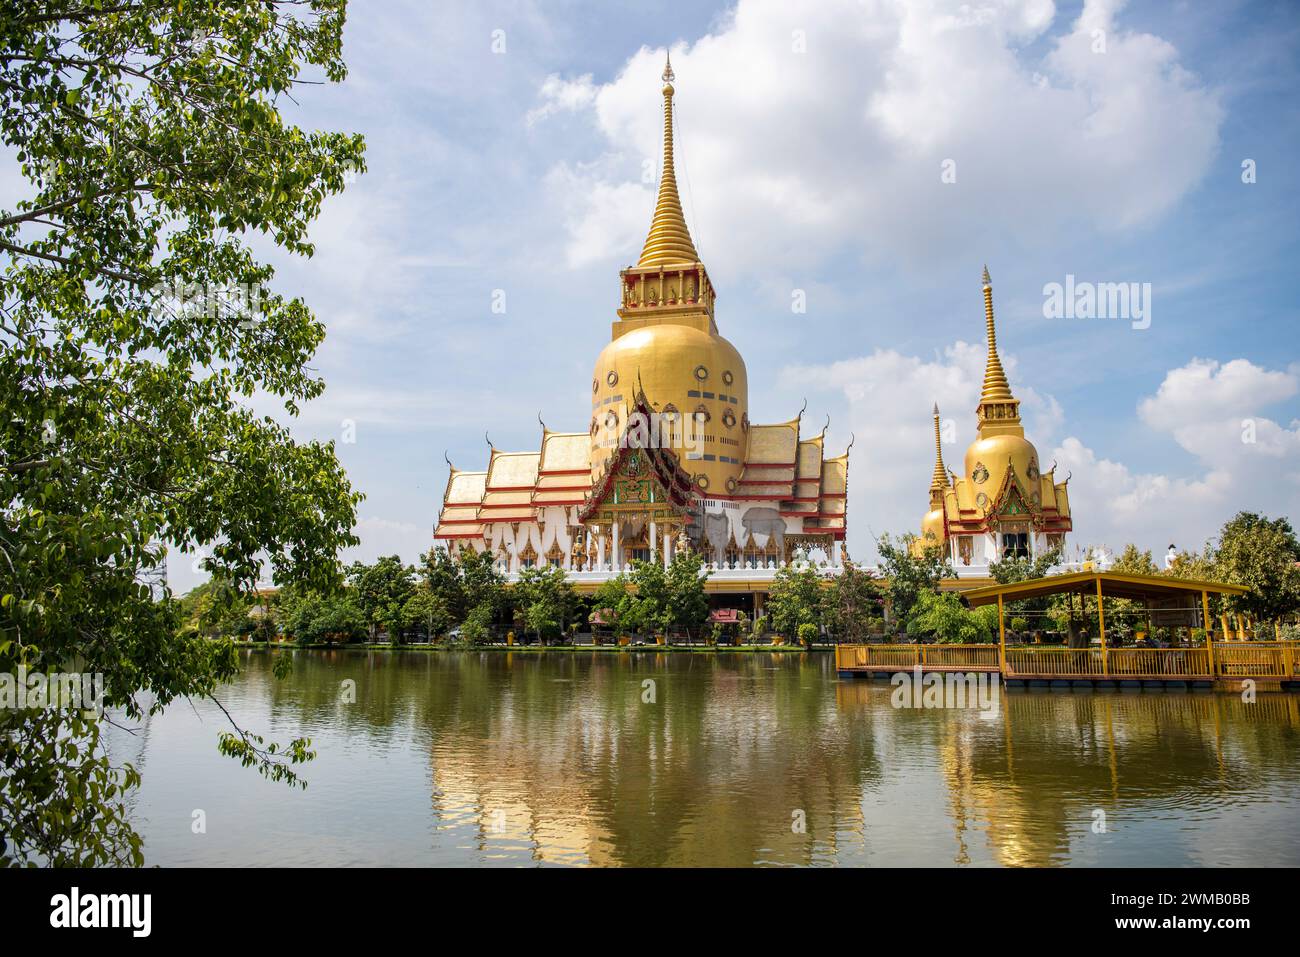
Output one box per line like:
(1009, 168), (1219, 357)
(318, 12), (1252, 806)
(1096, 577), (1108, 676)
(1202, 589), (1214, 676)
(997, 594), (1007, 675)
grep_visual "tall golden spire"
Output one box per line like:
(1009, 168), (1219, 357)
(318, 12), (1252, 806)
(980, 265), (1014, 404)
(930, 403), (949, 493)
(975, 265), (1022, 434)
(637, 52), (700, 267)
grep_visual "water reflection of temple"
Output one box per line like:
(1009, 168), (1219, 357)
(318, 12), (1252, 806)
(421, 653), (881, 866)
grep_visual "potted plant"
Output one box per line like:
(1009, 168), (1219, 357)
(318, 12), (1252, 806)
(797, 622), (818, 649)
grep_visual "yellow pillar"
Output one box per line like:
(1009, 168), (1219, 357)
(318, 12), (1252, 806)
(997, 594), (1007, 675)
(1202, 590), (1214, 676)
(1220, 613), (1231, 642)
(1096, 577), (1108, 675)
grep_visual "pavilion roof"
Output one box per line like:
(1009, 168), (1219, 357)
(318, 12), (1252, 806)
(960, 570), (1248, 608)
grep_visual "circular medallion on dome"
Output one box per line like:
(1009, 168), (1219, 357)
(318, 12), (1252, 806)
(694, 364), (709, 381)
(722, 409), (736, 428)
(973, 463), (990, 484)
(592, 379), (598, 394)
(741, 412), (750, 432)
(976, 492), (989, 509)
(694, 404), (711, 423)
(726, 477), (738, 493)
(722, 370), (734, 385)
(604, 410), (618, 430)
(695, 473), (709, 490)
(606, 370), (619, 387)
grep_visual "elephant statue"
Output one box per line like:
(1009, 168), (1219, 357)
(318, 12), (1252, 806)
(686, 509), (730, 562)
(741, 507), (785, 557)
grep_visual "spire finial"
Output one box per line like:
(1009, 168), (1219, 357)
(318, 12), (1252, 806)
(637, 50), (699, 267)
(663, 50), (674, 84)
(982, 264), (991, 287)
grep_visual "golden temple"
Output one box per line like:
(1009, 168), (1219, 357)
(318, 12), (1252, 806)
(918, 267), (1073, 568)
(434, 56), (849, 603)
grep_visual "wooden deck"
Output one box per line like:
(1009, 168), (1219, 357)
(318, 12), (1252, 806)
(836, 642), (1300, 688)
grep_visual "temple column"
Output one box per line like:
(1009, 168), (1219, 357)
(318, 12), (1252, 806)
(650, 520), (658, 564)
(597, 529), (606, 571)
(664, 527), (674, 569)
(612, 521), (621, 572)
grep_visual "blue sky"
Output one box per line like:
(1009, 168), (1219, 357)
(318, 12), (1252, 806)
(178, 0), (1299, 591)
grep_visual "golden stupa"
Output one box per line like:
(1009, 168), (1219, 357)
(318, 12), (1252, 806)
(917, 267), (1072, 568)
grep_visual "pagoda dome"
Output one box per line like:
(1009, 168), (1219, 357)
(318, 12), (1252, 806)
(920, 506), (947, 545)
(962, 432), (1040, 513)
(590, 323), (747, 495)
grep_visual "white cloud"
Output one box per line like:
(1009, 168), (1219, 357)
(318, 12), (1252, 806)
(527, 73), (599, 126)
(533, 0), (1223, 276)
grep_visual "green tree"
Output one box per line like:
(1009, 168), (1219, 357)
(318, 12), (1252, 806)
(766, 562), (825, 641)
(514, 565), (575, 644)
(401, 587), (452, 642)
(458, 548), (505, 623)
(1215, 512), (1300, 629)
(989, 545), (1061, 632)
(346, 556), (415, 643)
(876, 533), (952, 632)
(624, 560), (670, 639)
(664, 549), (710, 641)
(0, 1), (362, 866)
(590, 573), (629, 637)
(279, 592), (364, 645)
(904, 590), (997, 644)
(825, 559), (881, 643)
(458, 603), (493, 646)
(421, 546), (467, 621)
(1109, 544), (1159, 576)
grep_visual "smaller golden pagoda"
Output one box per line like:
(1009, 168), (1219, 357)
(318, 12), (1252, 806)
(918, 267), (1072, 569)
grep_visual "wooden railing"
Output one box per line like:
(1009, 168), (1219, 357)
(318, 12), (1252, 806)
(1108, 648), (1211, 677)
(1005, 648), (1105, 677)
(834, 644), (999, 670)
(836, 642), (1298, 680)
(1213, 642), (1298, 678)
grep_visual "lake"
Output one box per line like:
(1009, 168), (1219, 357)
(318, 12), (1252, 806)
(107, 649), (1300, 867)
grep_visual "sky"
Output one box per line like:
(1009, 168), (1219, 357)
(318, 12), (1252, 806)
(160, 0), (1299, 594)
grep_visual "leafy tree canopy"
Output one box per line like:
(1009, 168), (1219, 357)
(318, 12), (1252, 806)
(0, 0), (362, 865)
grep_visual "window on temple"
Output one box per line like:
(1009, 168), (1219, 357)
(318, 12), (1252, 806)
(1001, 532), (1029, 560)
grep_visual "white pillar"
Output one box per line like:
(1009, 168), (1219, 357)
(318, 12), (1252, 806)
(597, 530), (606, 571)
(612, 521), (621, 572)
(650, 520), (658, 564)
(664, 528), (673, 569)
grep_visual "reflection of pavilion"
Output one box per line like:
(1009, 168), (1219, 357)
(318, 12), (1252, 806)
(835, 681), (1300, 866)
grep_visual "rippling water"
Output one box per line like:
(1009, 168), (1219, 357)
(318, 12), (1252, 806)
(105, 649), (1300, 867)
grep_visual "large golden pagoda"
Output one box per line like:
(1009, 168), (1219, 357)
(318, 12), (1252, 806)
(435, 55), (850, 603)
(917, 268), (1072, 568)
